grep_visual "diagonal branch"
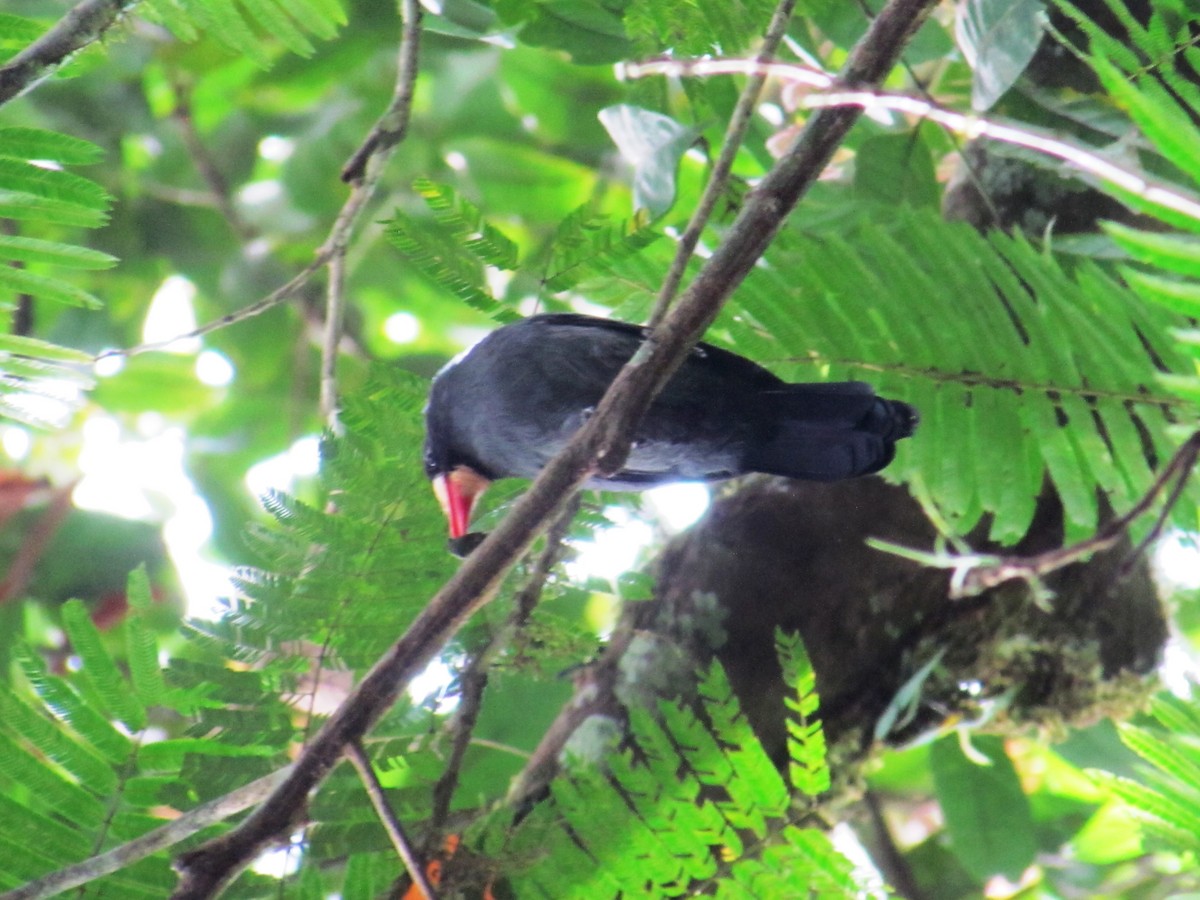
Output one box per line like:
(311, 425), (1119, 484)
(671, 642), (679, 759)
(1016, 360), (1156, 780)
(170, 0), (939, 895)
(622, 57), (1200, 224)
(340, 0), (422, 184)
(0, 768), (292, 900)
(346, 742), (438, 900)
(870, 429), (1200, 606)
(646, 0), (798, 328)
(427, 496), (580, 839)
(957, 428), (1200, 598)
(0, 0), (137, 106)
(323, 0), (421, 425)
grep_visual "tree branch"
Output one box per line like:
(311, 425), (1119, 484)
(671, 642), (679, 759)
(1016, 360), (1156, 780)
(340, 0), (422, 184)
(0, 769), (292, 900)
(957, 429), (1200, 598)
(170, 0), (939, 894)
(346, 742), (438, 900)
(103, 0), (422, 367)
(427, 496), (579, 838)
(170, 76), (255, 242)
(0, 0), (137, 106)
(869, 429), (1200, 606)
(646, 0), (798, 328)
(623, 57), (1200, 224)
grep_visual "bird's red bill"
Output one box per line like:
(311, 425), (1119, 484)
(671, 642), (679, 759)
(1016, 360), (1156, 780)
(432, 468), (489, 539)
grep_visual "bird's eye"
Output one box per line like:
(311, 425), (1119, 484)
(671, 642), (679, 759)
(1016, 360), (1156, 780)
(423, 448), (440, 478)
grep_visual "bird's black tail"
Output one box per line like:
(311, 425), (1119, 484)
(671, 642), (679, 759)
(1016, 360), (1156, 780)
(743, 382), (918, 481)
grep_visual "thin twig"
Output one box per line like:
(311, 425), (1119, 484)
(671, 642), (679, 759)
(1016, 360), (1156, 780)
(318, 0), (421, 426)
(0, 0), (137, 106)
(341, 0), (422, 184)
(873, 430), (1200, 601)
(97, 255), (327, 360)
(621, 58), (1200, 225)
(0, 768), (293, 900)
(646, 0), (798, 329)
(170, 2), (938, 895)
(320, 250), (347, 427)
(346, 742), (438, 900)
(104, 0), (422, 365)
(959, 429), (1200, 597)
(427, 496), (580, 836)
(170, 76), (255, 241)
(506, 621), (635, 810)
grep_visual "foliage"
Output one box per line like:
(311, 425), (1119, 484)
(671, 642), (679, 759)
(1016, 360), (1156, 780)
(1, 0), (1200, 898)
(496, 648), (854, 898)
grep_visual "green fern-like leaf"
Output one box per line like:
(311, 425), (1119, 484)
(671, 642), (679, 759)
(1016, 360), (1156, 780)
(1054, 2), (1200, 230)
(540, 206), (658, 293)
(125, 569), (169, 709)
(720, 212), (1196, 540)
(0, 685), (116, 796)
(1083, 694), (1200, 857)
(141, 0), (344, 61)
(776, 630), (830, 797)
(61, 600), (148, 733)
(413, 177), (520, 270)
(506, 653), (854, 898)
(0, 14), (48, 54)
(385, 209), (520, 324)
(557, 205), (1194, 541)
(625, 0), (777, 56)
(16, 645), (133, 764)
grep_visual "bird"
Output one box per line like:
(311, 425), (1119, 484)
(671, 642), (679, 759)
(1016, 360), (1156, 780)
(424, 313), (917, 542)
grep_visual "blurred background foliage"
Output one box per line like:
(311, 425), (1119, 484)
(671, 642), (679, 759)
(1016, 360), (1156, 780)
(2, 0), (1200, 897)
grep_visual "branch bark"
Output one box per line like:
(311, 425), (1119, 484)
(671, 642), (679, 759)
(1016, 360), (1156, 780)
(170, 0), (939, 894)
(647, 0), (798, 328)
(0, 0), (138, 106)
(0, 769), (292, 900)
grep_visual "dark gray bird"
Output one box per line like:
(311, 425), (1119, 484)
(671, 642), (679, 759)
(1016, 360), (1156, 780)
(424, 313), (917, 538)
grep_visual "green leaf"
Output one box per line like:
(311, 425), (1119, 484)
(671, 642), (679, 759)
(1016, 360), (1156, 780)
(385, 213), (519, 323)
(0, 14), (47, 49)
(1119, 723), (1200, 800)
(137, 737), (277, 770)
(955, 0), (1046, 110)
(0, 159), (110, 212)
(776, 630), (829, 797)
(0, 265), (103, 308)
(931, 734), (1036, 881)
(240, 0), (316, 56)
(853, 132), (939, 208)
(1095, 772), (1200, 851)
(625, 0), (775, 56)
(0, 333), (93, 363)
(0, 234), (116, 269)
(514, 0), (633, 65)
(61, 600), (147, 732)
(1071, 800), (1144, 864)
(0, 731), (105, 824)
(186, 0), (272, 66)
(124, 568), (168, 709)
(16, 646), (133, 763)
(0, 191), (108, 227)
(0, 685), (116, 795)
(1107, 223), (1200, 279)
(1122, 267), (1200, 317)
(541, 208), (658, 293)
(0, 127), (104, 165)
(598, 105), (695, 218)
(412, 177), (519, 270)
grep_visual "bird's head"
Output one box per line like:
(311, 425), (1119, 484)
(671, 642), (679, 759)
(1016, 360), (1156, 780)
(424, 442), (492, 540)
